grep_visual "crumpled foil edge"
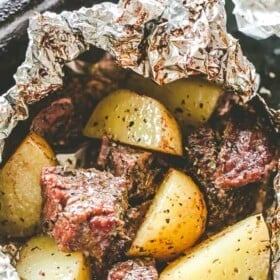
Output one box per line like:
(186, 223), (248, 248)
(0, 0), (262, 162)
(0, 0), (279, 276)
(268, 160), (280, 279)
(0, 250), (19, 280)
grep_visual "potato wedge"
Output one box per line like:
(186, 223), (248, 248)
(160, 214), (270, 280)
(0, 133), (56, 237)
(125, 74), (222, 133)
(164, 77), (222, 129)
(127, 168), (207, 260)
(16, 235), (91, 280)
(83, 89), (183, 155)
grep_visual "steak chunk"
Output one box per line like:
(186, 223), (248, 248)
(185, 127), (217, 186)
(107, 259), (158, 280)
(41, 166), (129, 268)
(31, 98), (81, 147)
(186, 126), (259, 230)
(106, 201), (152, 264)
(97, 137), (162, 202)
(214, 115), (277, 188)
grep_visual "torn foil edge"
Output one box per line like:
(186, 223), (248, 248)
(0, 0), (261, 161)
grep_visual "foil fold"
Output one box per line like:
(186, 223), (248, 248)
(0, 0), (261, 161)
(0, 0), (279, 277)
(270, 161), (280, 279)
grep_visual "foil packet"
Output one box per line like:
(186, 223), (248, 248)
(0, 0), (262, 163)
(232, 0), (280, 39)
(0, 0), (279, 277)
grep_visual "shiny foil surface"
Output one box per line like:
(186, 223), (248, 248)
(232, 0), (280, 39)
(0, 0), (279, 277)
(0, 0), (262, 161)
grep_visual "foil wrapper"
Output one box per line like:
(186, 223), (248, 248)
(0, 0), (261, 162)
(232, 0), (280, 39)
(0, 0), (279, 277)
(269, 161), (280, 279)
(0, 251), (19, 280)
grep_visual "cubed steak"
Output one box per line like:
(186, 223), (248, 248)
(30, 98), (81, 147)
(186, 126), (259, 230)
(41, 166), (129, 268)
(107, 258), (158, 280)
(214, 113), (277, 188)
(105, 201), (152, 264)
(186, 109), (277, 231)
(97, 137), (162, 202)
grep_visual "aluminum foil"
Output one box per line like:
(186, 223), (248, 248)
(0, 251), (19, 280)
(232, 0), (280, 39)
(269, 161), (280, 279)
(0, 0), (260, 162)
(0, 0), (279, 277)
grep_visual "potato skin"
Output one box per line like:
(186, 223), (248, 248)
(16, 235), (91, 280)
(83, 89), (183, 156)
(127, 168), (207, 260)
(159, 214), (270, 280)
(0, 133), (56, 238)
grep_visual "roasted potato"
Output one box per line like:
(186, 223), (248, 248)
(125, 74), (222, 133)
(16, 235), (91, 280)
(125, 72), (169, 100)
(83, 89), (183, 155)
(160, 214), (270, 280)
(0, 133), (56, 237)
(127, 168), (207, 260)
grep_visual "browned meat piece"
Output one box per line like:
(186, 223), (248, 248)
(86, 54), (127, 97)
(30, 98), (83, 147)
(124, 201), (151, 240)
(97, 137), (163, 202)
(186, 126), (260, 230)
(106, 201), (152, 265)
(67, 54), (127, 123)
(185, 127), (217, 185)
(214, 115), (277, 188)
(107, 259), (158, 280)
(41, 166), (129, 269)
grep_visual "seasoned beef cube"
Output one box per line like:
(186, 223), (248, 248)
(67, 54), (127, 123)
(124, 201), (151, 240)
(41, 166), (129, 267)
(107, 258), (158, 280)
(205, 184), (259, 230)
(185, 127), (217, 185)
(214, 115), (277, 188)
(106, 201), (152, 264)
(30, 98), (82, 147)
(186, 126), (259, 230)
(97, 137), (161, 201)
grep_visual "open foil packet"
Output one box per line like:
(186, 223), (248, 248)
(0, 0), (279, 278)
